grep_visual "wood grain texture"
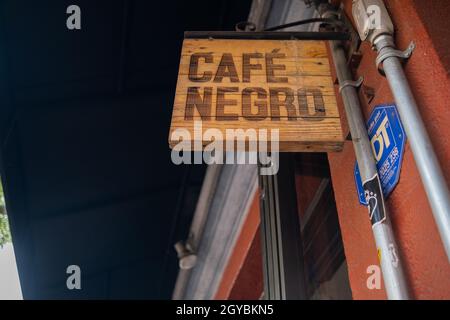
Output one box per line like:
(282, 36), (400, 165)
(169, 39), (343, 152)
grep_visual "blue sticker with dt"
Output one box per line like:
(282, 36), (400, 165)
(355, 104), (406, 206)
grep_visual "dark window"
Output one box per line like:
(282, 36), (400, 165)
(294, 153), (352, 300)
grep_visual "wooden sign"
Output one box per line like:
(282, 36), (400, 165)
(169, 36), (343, 152)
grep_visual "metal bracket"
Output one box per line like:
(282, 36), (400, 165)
(174, 240), (197, 270)
(339, 76), (364, 93)
(376, 41), (416, 76)
(362, 85), (376, 104)
(320, 7), (362, 68)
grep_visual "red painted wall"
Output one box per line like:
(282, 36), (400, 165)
(328, 0), (450, 299)
(214, 192), (263, 300)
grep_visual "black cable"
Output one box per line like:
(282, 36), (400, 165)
(263, 17), (344, 31)
(235, 17), (345, 32)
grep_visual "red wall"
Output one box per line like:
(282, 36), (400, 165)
(328, 0), (450, 299)
(214, 192), (263, 300)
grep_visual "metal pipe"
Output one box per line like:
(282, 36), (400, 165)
(329, 38), (410, 299)
(172, 164), (222, 299)
(376, 36), (450, 261)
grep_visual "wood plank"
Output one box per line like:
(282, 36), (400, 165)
(169, 118), (343, 139)
(169, 118), (343, 152)
(171, 94), (339, 119)
(180, 39), (328, 58)
(177, 57), (332, 76)
(174, 76), (336, 93)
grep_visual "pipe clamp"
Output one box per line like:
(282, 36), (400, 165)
(339, 76), (364, 93)
(376, 41), (416, 76)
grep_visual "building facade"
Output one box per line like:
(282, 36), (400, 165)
(174, 0), (450, 300)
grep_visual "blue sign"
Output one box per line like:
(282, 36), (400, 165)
(355, 104), (406, 205)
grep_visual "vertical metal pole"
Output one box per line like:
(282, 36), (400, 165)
(376, 36), (450, 261)
(329, 39), (410, 299)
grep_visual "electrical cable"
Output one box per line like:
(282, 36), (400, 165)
(235, 17), (345, 32)
(264, 17), (344, 31)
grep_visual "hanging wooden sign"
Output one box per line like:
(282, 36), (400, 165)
(169, 33), (344, 152)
